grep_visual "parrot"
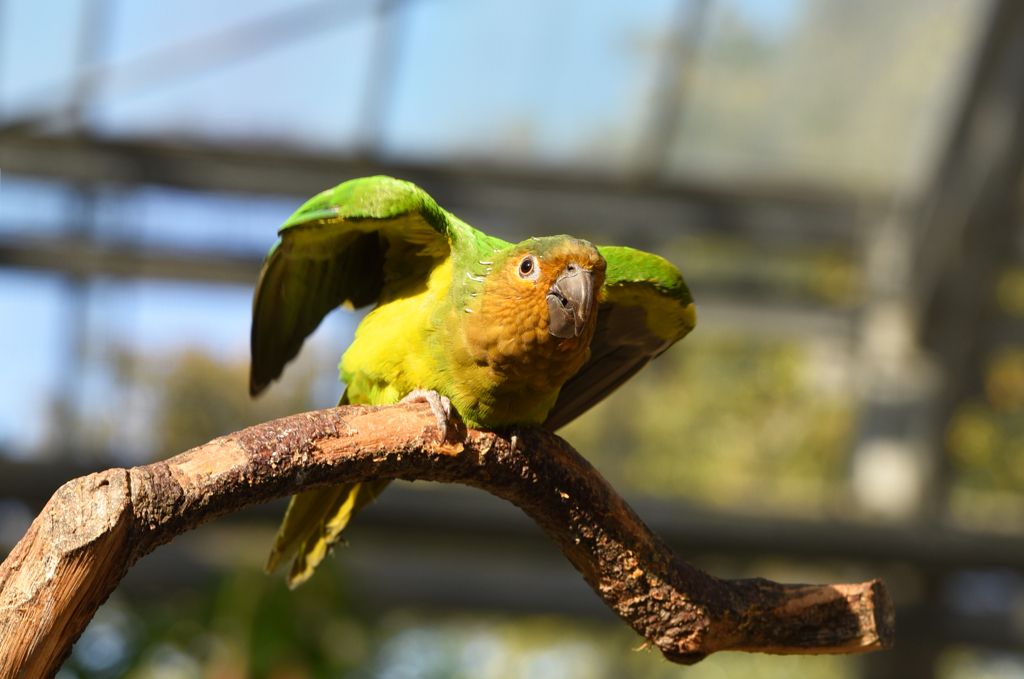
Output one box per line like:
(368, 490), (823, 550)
(250, 175), (695, 588)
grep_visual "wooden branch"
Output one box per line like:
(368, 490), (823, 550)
(0, 403), (894, 678)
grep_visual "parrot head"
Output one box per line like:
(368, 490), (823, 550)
(505, 236), (605, 339)
(463, 236), (606, 391)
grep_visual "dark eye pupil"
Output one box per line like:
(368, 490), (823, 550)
(520, 258), (533, 274)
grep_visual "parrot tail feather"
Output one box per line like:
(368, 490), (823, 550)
(264, 479), (393, 588)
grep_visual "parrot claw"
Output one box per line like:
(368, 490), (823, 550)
(509, 425), (522, 452)
(400, 388), (452, 443)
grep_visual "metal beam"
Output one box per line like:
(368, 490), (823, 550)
(0, 234), (260, 284)
(0, 132), (866, 246)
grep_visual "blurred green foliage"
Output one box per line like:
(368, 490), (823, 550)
(996, 267), (1024, 317)
(150, 351), (319, 462)
(563, 332), (854, 515)
(73, 345), (337, 464)
(947, 346), (1024, 487)
(661, 237), (861, 306)
(63, 566), (370, 679)
(937, 645), (1024, 679)
(946, 345), (1024, 528)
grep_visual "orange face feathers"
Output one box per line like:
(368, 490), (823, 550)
(463, 237), (606, 393)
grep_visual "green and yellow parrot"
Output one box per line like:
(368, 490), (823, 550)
(250, 175), (695, 587)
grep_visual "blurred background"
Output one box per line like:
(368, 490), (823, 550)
(1, 0), (1023, 677)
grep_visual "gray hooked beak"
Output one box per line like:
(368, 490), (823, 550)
(547, 264), (595, 338)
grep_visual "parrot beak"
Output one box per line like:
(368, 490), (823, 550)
(547, 264), (595, 338)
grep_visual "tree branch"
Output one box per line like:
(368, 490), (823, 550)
(0, 403), (894, 678)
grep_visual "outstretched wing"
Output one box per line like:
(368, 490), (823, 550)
(250, 175), (464, 395)
(542, 246), (696, 431)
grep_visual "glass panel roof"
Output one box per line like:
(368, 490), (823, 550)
(0, 0), (993, 195)
(668, 0), (987, 195)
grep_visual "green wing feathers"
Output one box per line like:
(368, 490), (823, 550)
(598, 245), (695, 345)
(250, 176), (458, 395)
(542, 246), (695, 431)
(281, 175), (451, 238)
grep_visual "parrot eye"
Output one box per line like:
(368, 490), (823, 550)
(518, 256), (538, 279)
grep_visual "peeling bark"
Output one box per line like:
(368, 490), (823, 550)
(0, 403), (894, 678)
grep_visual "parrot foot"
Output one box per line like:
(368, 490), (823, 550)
(400, 389), (452, 443)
